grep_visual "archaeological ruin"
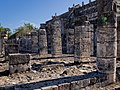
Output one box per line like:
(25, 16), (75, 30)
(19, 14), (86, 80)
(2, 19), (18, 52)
(1, 0), (120, 90)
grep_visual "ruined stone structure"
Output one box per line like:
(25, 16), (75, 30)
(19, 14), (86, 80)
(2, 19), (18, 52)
(0, 31), (8, 57)
(2, 0), (120, 90)
(31, 31), (39, 53)
(44, 1), (97, 56)
(74, 19), (92, 63)
(38, 28), (48, 55)
(18, 31), (39, 53)
(5, 44), (19, 56)
(19, 35), (32, 53)
(46, 16), (62, 55)
(96, 0), (119, 83)
(9, 53), (30, 74)
(66, 28), (74, 54)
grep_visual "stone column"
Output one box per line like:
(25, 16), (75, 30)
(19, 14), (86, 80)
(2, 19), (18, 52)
(96, 0), (117, 83)
(89, 24), (94, 56)
(66, 28), (74, 54)
(51, 16), (62, 55)
(31, 31), (39, 53)
(0, 39), (2, 56)
(117, 20), (120, 59)
(74, 21), (91, 63)
(38, 29), (48, 55)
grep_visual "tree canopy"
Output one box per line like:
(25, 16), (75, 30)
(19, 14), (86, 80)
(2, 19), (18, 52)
(0, 24), (11, 38)
(15, 23), (38, 37)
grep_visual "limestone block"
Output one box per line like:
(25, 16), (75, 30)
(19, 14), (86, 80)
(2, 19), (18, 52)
(97, 27), (117, 42)
(82, 79), (90, 88)
(85, 86), (91, 90)
(9, 54), (30, 65)
(117, 29), (120, 41)
(97, 0), (113, 13)
(39, 29), (48, 55)
(80, 32), (90, 38)
(66, 29), (74, 54)
(58, 83), (70, 90)
(106, 73), (116, 83)
(97, 42), (117, 57)
(90, 77), (96, 85)
(5, 44), (19, 55)
(41, 86), (58, 90)
(70, 80), (81, 90)
(117, 41), (120, 58)
(9, 63), (30, 74)
(96, 58), (116, 73)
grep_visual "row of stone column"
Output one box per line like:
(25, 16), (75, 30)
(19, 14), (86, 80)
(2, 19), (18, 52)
(41, 17), (94, 63)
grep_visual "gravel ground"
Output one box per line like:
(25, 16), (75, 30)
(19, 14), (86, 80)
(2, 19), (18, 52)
(0, 56), (97, 87)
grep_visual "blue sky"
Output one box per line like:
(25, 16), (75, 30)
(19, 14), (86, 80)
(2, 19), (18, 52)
(0, 0), (94, 31)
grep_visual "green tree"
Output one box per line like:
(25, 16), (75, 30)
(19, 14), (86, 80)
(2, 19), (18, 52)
(0, 24), (11, 38)
(15, 23), (35, 37)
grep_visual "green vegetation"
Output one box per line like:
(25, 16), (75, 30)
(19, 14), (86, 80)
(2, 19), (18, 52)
(15, 23), (38, 37)
(101, 16), (108, 24)
(0, 24), (11, 38)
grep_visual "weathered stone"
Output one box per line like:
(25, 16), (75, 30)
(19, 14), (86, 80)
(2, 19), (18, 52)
(70, 81), (81, 90)
(31, 31), (39, 53)
(58, 83), (70, 90)
(66, 29), (74, 54)
(74, 22), (92, 63)
(9, 63), (30, 74)
(50, 17), (62, 55)
(39, 29), (48, 55)
(19, 38), (32, 53)
(96, 58), (116, 73)
(117, 25), (120, 58)
(9, 54), (30, 65)
(82, 79), (90, 88)
(41, 86), (58, 90)
(97, 41), (117, 57)
(117, 41), (120, 58)
(9, 54), (30, 74)
(97, 27), (117, 42)
(97, 0), (117, 84)
(5, 44), (19, 56)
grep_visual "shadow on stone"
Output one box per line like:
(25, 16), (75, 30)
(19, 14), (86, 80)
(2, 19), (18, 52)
(0, 70), (9, 77)
(0, 71), (106, 89)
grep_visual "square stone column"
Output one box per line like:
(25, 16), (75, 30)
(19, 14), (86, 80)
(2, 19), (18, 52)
(97, 0), (117, 83)
(38, 29), (48, 55)
(74, 21), (91, 63)
(66, 28), (74, 54)
(31, 31), (39, 53)
(51, 16), (62, 55)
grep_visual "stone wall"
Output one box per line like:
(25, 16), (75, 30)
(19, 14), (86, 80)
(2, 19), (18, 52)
(5, 44), (19, 56)
(0, 72), (111, 90)
(19, 38), (32, 53)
